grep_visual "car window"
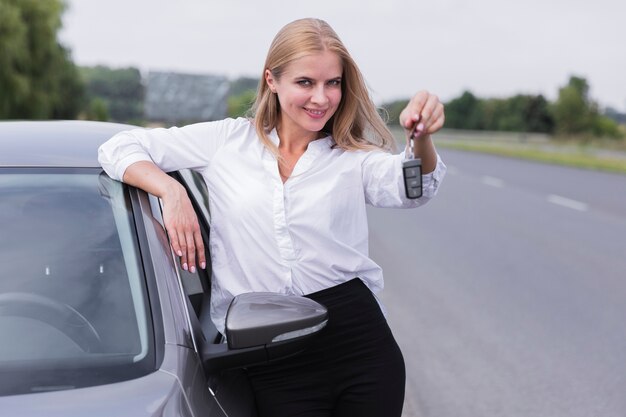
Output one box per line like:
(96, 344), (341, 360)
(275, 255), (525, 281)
(180, 169), (211, 224)
(0, 168), (154, 395)
(170, 170), (220, 344)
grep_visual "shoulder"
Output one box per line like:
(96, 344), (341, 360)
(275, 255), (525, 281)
(335, 145), (394, 164)
(325, 138), (394, 162)
(216, 117), (257, 140)
(329, 135), (394, 159)
(197, 117), (251, 136)
(221, 117), (253, 130)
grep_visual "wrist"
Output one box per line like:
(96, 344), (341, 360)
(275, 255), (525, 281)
(161, 179), (185, 201)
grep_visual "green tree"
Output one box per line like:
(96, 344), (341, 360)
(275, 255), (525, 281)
(80, 66), (144, 122)
(522, 95), (554, 133)
(592, 115), (623, 138)
(553, 76), (623, 138)
(0, 0), (83, 119)
(443, 91), (553, 133)
(230, 77), (259, 96)
(85, 97), (109, 121)
(552, 76), (596, 135)
(227, 77), (260, 118)
(227, 90), (256, 118)
(482, 95), (554, 133)
(444, 91), (483, 129)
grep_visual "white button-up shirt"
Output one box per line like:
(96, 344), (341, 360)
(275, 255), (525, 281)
(98, 118), (446, 333)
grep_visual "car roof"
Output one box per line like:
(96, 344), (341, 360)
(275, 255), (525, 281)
(0, 120), (139, 168)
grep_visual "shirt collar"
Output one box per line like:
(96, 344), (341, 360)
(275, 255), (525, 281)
(268, 127), (334, 151)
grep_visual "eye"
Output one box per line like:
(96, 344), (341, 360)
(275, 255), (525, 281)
(328, 78), (342, 86)
(296, 79), (312, 87)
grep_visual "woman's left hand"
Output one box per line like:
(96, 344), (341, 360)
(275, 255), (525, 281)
(399, 91), (445, 138)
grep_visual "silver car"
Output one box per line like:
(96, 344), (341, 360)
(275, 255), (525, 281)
(0, 121), (328, 416)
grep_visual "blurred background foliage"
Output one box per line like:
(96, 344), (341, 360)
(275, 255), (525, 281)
(227, 77), (258, 119)
(80, 66), (144, 123)
(0, 0), (623, 141)
(382, 76), (624, 140)
(0, 0), (83, 119)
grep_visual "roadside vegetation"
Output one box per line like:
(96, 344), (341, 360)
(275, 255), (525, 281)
(383, 77), (626, 175)
(382, 77), (625, 141)
(0, 0), (83, 119)
(433, 137), (626, 175)
(388, 123), (626, 175)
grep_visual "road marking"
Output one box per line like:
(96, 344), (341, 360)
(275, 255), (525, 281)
(481, 176), (504, 188)
(547, 194), (589, 212)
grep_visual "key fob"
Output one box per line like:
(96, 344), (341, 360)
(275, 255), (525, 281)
(403, 158), (422, 199)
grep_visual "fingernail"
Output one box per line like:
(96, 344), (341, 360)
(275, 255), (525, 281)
(183, 263), (188, 271)
(177, 250), (183, 257)
(200, 262), (206, 269)
(190, 266), (196, 273)
(413, 114), (420, 121)
(417, 123), (425, 131)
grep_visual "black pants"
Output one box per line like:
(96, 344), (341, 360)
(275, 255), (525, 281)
(246, 278), (405, 417)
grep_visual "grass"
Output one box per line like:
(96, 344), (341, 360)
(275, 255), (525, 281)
(389, 127), (626, 175)
(436, 141), (626, 175)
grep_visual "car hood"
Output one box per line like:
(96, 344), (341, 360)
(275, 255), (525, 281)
(0, 370), (190, 417)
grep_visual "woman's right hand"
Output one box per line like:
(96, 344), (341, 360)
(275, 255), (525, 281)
(161, 182), (206, 273)
(123, 161), (206, 273)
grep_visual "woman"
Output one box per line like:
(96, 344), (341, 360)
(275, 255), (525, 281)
(99, 17), (445, 417)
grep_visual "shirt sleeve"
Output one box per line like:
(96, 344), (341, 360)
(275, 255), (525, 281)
(361, 150), (446, 208)
(98, 118), (239, 181)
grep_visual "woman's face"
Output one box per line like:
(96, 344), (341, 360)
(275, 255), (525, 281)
(266, 50), (343, 140)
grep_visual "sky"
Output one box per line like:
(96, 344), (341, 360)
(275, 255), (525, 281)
(60, 0), (626, 111)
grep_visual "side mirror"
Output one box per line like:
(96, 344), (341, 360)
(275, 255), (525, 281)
(202, 293), (327, 372)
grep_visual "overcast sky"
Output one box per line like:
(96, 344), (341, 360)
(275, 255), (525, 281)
(60, 0), (626, 111)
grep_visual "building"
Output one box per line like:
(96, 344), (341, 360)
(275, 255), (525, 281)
(145, 71), (229, 125)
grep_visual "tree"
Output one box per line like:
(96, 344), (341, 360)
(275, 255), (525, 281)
(441, 91), (554, 133)
(227, 89), (256, 118)
(551, 76), (623, 138)
(80, 66), (144, 122)
(482, 95), (554, 133)
(85, 97), (109, 122)
(592, 115), (623, 138)
(0, 0), (83, 119)
(444, 91), (483, 129)
(552, 76), (595, 135)
(230, 77), (259, 96)
(522, 95), (554, 133)
(226, 77), (261, 118)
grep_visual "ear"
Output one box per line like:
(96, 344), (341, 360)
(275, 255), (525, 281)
(265, 69), (277, 93)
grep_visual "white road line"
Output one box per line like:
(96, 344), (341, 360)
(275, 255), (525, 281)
(481, 176), (504, 188)
(547, 194), (589, 212)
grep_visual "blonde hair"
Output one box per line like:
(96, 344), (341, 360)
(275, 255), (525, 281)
(250, 18), (396, 155)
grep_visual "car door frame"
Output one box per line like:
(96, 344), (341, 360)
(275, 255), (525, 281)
(128, 184), (232, 416)
(131, 171), (257, 417)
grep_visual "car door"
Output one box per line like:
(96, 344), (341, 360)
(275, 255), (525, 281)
(119, 174), (229, 417)
(159, 170), (258, 417)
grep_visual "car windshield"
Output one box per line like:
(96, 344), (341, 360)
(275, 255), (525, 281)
(0, 168), (154, 395)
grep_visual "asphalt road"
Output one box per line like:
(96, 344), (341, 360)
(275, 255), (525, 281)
(369, 149), (626, 417)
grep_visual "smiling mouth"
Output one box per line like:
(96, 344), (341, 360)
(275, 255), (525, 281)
(304, 108), (327, 118)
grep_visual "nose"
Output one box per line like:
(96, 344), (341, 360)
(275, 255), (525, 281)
(310, 85), (329, 106)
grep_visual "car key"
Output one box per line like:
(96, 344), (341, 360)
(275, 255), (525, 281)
(403, 122), (422, 199)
